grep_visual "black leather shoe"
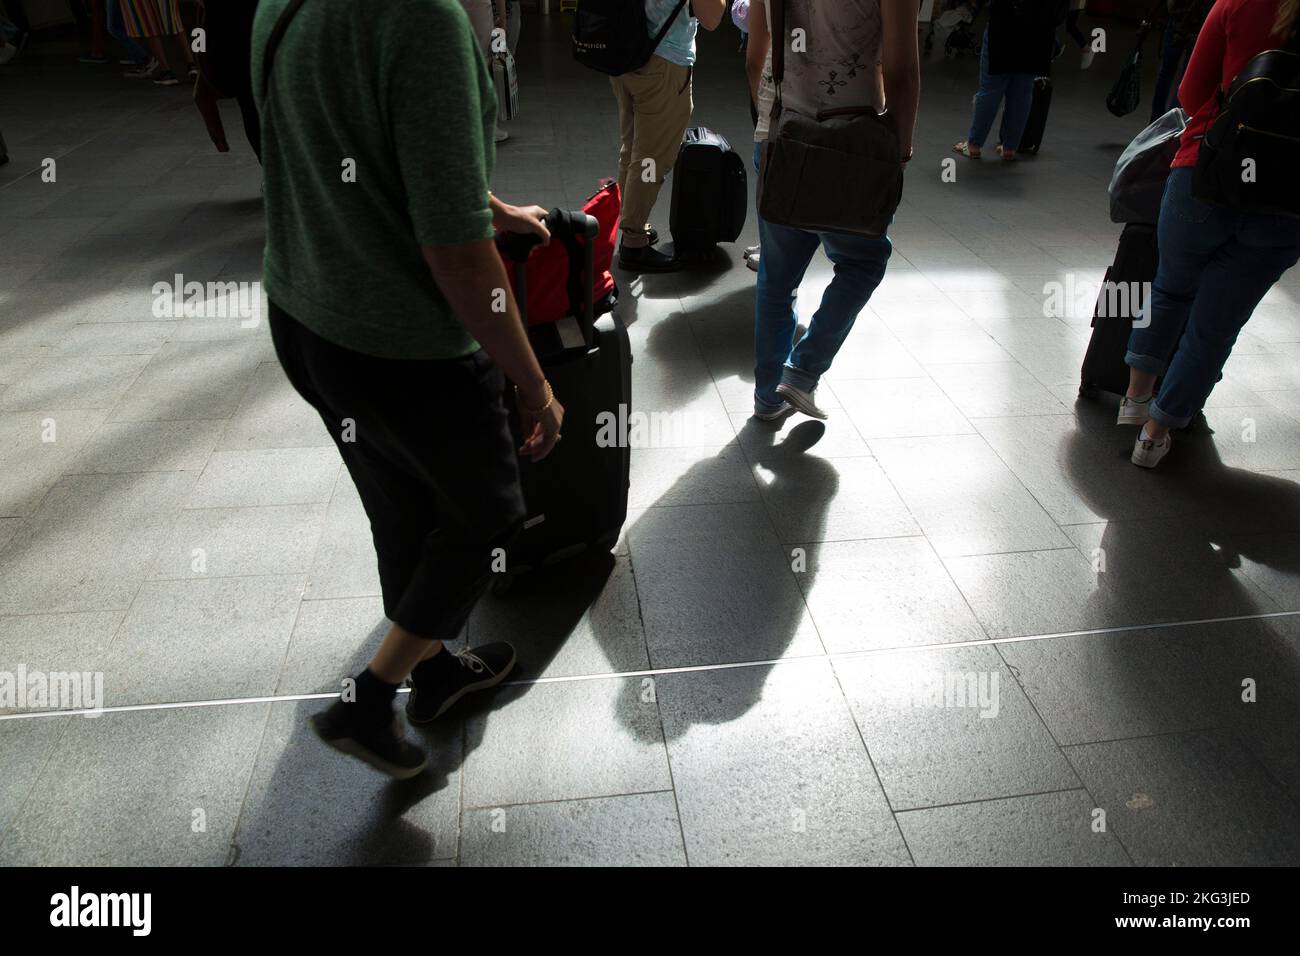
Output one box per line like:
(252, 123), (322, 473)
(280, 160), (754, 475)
(618, 244), (681, 273)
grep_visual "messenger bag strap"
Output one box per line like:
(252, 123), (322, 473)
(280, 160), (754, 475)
(770, 0), (787, 117)
(262, 0), (311, 97)
(651, 0), (692, 53)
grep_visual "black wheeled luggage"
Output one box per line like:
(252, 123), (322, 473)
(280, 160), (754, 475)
(1017, 77), (1053, 155)
(669, 126), (748, 257)
(1079, 222), (1160, 398)
(496, 212), (633, 581)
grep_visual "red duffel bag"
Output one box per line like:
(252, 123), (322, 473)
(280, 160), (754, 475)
(502, 179), (620, 327)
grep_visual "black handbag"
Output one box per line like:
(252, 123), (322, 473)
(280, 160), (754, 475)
(1106, 0), (1163, 118)
(756, 0), (903, 238)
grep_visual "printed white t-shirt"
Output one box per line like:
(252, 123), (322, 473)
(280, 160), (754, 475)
(753, 0), (886, 141)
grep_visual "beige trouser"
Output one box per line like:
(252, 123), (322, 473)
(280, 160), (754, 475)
(609, 54), (694, 248)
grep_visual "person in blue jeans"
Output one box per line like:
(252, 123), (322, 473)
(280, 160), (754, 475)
(1122, 170), (1300, 467)
(754, 195), (893, 418)
(953, 0), (1061, 162)
(1120, 0), (1300, 468)
(745, 0), (920, 421)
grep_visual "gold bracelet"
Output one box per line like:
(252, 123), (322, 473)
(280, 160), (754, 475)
(516, 380), (554, 416)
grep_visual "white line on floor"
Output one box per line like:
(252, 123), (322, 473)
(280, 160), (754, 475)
(2, 608), (1296, 722)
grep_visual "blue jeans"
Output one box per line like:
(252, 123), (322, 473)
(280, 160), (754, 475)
(107, 0), (149, 66)
(752, 144), (893, 409)
(1126, 168), (1300, 428)
(968, 29), (1035, 151)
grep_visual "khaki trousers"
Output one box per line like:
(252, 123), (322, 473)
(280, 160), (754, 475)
(609, 54), (693, 247)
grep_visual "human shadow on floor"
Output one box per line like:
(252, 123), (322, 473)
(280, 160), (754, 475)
(231, 554), (616, 864)
(228, 697), (460, 866)
(1064, 395), (1300, 624)
(1060, 405), (1300, 823)
(602, 285), (837, 743)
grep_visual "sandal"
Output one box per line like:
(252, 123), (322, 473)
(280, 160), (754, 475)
(953, 141), (982, 158)
(995, 144), (1018, 163)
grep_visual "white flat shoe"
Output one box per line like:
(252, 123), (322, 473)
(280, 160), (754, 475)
(1132, 428), (1172, 469)
(1117, 395), (1152, 426)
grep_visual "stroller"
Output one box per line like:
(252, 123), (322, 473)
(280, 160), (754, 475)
(926, 0), (987, 60)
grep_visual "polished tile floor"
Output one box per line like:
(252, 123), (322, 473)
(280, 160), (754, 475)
(2, 14), (1299, 866)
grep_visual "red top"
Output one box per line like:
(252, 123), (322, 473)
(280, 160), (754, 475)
(1173, 0), (1292, 167)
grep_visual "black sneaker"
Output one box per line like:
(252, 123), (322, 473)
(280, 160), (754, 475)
(310, 699), (428, 780)
(618, 244), (681, 273)
(406, 642), (517, 725)
(152, 69), (180, 86)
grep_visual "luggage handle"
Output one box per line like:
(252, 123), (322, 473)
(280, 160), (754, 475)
(496, 210), (600, 351)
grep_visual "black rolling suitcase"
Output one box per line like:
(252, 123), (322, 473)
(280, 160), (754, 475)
(669, 126), (748, 258)
(1079, 222), (1160, 398)
(496, 211), (632, 582)
(1017, 77), (1053, 155)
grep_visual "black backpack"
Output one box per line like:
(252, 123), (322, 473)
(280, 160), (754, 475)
(572, 0), (690, 76)
(1192, 26), (1300, 217)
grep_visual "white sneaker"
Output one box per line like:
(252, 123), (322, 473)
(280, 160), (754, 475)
(753, 400), (792, 422)
(776, 382), (829, 420)
(1117, 395), (1152, 426)
(1080, 48), (1096, 70)
(746, 252), (760, 272)
(494, 127), (509, 144)
(1131, 426), (1172, 469)
(744, 245), (760, 259)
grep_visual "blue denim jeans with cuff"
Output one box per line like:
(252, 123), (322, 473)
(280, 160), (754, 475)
(1126, 167), (1300, 429)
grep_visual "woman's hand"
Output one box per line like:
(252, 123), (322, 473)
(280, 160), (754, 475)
(516, 384), (565, 463)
